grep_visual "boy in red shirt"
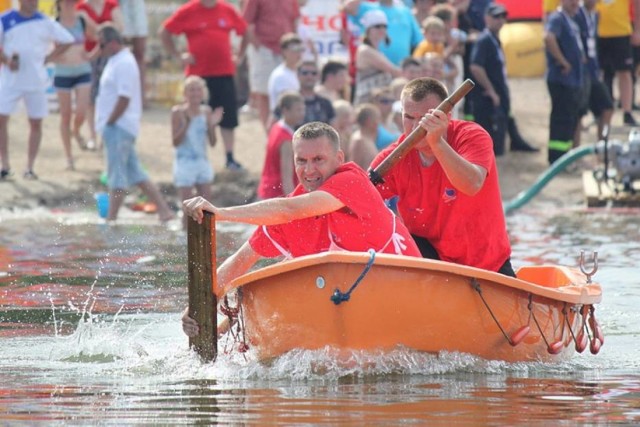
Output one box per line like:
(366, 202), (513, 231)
(257, 92), (305, 199)
(370, 77), (514, 276)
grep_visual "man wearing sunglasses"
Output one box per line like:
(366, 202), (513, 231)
(297, 61), (335, 126)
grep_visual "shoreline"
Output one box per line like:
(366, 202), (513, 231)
(0, 77), (621, 216)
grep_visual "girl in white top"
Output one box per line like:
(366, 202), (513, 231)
(171, 76), (223, 230)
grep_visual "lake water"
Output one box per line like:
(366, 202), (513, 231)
(0, 206), (639, 425)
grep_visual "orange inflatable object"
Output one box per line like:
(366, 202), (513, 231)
(221, 252), (603, 363)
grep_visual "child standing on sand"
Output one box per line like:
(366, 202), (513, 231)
(171, 76), (222, 229)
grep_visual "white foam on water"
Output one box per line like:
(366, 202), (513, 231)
(39, 314), (610, 384)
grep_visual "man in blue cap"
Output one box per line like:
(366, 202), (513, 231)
(470, 2), (538, 155)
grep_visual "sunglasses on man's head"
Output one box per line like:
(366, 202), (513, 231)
(299, 70), (318, 76)
(372, 24), (387, 30)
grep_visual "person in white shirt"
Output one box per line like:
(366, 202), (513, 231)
(266, 33), (303, 127)
(0, 0), (74, 180)
(95, 24), (174, 222)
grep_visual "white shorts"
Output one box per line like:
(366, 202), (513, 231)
(0, 86), (48, 119)
(173, 157), (214, 188)
(247, 45), (281, 95)
(120, 0), (149, 38)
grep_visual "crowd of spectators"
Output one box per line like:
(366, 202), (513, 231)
(2, 0), (639, 215)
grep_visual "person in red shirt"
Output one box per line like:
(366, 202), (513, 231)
(370, 77), (515, 276)
(160, 0), (247, 170)
(257, 92), (305, 199)
(182, 121), (420, 336)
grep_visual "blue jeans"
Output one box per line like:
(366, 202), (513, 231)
(103, 124), (148, 190)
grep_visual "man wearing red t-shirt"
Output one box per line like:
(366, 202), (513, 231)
(182, 121), (420, 336)
(160, 0), (247, 170)
(370, 77), (514, 276)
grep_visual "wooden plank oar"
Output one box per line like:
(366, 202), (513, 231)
(369, 79), (475, 185)
(187, 212), (217, 362)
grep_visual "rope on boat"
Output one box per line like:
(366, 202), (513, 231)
(331, 249), (376, 305)
(563, 304), (578, 344)
(528, 295), (551, 348)
(470, 278), (514, 345)
(220, 293), (249, 357)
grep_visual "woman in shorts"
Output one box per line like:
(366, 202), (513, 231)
(53, 0), (97, 170)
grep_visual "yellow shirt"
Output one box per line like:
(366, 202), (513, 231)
(542, 0), (560, 14)
(597, 0), (632, 38)
(544, 0), (632, 38)
(412, 40), (445, 58)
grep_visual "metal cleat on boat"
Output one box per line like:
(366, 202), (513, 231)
(579, 250), (598, 284)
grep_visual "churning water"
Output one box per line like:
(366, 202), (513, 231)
(0, 206), (638, 425)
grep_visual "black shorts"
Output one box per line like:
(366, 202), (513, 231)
(598, 36), (633, 72)
(589, 78), (614, 117)
(54, 72), (91, 90)
(203, 75), (238, 129)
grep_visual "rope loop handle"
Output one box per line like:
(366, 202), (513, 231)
(331, 249), (376, 305)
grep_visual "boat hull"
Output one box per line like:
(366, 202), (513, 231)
(225, 253), (602, 363)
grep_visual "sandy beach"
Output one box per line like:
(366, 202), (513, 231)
(0, 77), (623, 215)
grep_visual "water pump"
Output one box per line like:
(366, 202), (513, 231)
(594, 129), (640, 193)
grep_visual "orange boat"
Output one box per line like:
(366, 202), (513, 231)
(216, 251), (604, 363)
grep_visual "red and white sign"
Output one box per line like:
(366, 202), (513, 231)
(300, 0), (348, 61)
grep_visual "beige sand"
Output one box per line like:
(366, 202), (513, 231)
(0, 77), (622, 214)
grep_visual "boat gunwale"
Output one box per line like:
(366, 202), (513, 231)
(220, 252), (602, 305)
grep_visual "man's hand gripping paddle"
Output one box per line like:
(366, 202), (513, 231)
(368, 79), (475, 185)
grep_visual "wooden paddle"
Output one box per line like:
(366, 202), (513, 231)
(369, 79), (475, 185)
(187, 212), (217, 362)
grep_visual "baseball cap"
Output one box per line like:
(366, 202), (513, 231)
(485, 3), (508, 18)
(360, 9), (388, 30)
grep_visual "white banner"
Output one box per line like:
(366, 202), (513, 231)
(300, 0), (348, 62)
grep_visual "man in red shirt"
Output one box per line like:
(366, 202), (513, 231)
(182, 121), (420, 336)
(160, 0), (246, 170)
(370, 77), (515, 276)
(186, 121), (419, 260)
